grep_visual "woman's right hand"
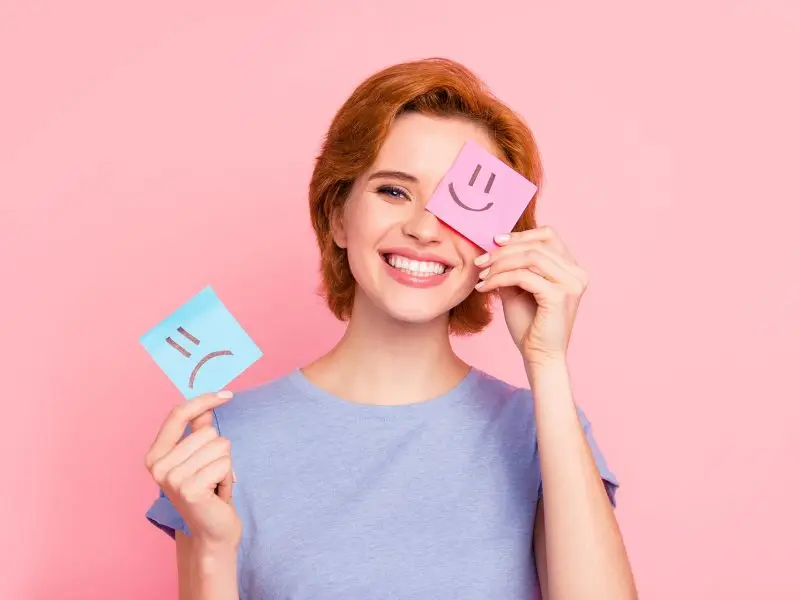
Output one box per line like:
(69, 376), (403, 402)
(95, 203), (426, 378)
(144, 391), (242, 550)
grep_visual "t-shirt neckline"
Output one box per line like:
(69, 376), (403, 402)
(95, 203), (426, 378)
(287, 366), (482, 418)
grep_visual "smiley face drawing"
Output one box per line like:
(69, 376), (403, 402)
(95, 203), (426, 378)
(425, 140), (538, 252)
(448, 163), (496, 212)
(140, 286), (263, 399)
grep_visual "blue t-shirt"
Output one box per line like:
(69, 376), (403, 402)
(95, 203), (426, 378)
(147, 367), (619, 599)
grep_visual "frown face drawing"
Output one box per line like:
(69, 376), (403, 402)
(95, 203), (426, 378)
(426, 140), (537, 252)
(165, 326), (234, 390)
(140, 286), (263, 399)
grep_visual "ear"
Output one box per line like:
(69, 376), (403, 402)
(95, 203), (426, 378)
(331, 206), (347, 249)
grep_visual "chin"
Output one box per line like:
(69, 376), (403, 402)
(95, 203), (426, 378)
(378, 299), (451, 326)
(368, 281), (476, 329)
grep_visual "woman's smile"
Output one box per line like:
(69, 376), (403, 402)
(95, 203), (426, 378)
(380, 248), (455, 288)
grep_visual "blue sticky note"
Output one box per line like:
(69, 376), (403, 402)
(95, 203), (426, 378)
(140, 285), (262, 399)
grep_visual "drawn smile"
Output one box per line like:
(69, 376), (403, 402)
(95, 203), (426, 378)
(188, 350), (234, 389)
(448, 182), (494, 212)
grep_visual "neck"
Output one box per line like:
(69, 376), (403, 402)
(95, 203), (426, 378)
(302, 292), (470, 405)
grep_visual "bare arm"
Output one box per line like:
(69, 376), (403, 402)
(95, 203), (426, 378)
(176, 532), (239, 600)
(533, 498), (550, 599)
(528, 358), (636, 600)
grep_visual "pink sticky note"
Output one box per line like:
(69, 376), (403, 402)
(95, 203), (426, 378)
(426, 141), (537, 252)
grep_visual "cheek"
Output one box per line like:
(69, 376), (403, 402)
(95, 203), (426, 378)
(453, 235), (483, 265)
(345, 197), (396, 249)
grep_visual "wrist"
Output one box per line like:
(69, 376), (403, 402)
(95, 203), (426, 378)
(525, 354), (571, 395)
(190, 538), (240, 600)
(194, 538), (239, 571)
(524, 351), (568, 372)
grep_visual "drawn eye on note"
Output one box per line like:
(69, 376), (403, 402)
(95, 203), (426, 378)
(140, 286), (262, 399)
(165, 326), (234, 389)
(448, 163), (496, 212)
(425, 141), (537, 252)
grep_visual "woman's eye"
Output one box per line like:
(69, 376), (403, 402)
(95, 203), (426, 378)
(377, 185), (411, 201)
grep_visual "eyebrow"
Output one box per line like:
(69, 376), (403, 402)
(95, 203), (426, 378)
(367, 170), (419, 183)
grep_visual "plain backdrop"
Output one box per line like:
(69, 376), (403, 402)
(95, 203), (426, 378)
(1, 1), (798, 598)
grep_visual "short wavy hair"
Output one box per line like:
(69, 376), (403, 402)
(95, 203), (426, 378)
(308, 57), (544, 335)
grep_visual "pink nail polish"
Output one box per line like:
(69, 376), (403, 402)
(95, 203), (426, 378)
(474, 253), (490, 266)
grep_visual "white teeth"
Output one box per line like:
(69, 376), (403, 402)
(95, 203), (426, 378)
(386, 254), (447, 276)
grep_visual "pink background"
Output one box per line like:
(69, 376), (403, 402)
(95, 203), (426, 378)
(2, 1), (798, 598)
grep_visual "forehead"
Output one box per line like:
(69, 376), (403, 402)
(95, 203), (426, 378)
(369, 113), (503, 186)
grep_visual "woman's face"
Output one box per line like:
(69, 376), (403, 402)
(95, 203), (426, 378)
(334, 112), (503, 326)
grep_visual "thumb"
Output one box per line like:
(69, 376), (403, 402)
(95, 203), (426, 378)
(217, 469), (235, 504)
(190, 408), (215, 433)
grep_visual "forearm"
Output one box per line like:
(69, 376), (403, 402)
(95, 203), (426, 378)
(527, 358), (636, 600)
(179, 537), (239, 600)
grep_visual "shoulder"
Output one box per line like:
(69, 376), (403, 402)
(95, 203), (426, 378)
(470, 367), (595, 429)
(471, 368), (532, 404)
(211, 369), (306, 436)
(467, 368), (535, 424)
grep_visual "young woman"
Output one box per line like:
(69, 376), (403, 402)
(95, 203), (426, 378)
(144, 57), (637, 600)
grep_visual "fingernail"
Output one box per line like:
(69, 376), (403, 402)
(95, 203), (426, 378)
(218, 390), (233, 399)
(479, 268), (490, 279)
(475, 281), (486, 290)
(494, 233), (511, 244)
(474, 253), (490, 266)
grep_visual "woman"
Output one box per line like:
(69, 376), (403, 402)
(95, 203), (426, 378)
(144, 57), (637, 599)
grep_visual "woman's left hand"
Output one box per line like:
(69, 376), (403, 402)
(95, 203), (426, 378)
(473, 226), (589, 365)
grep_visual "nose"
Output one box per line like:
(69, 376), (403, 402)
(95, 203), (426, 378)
(402, 207), (444, 244)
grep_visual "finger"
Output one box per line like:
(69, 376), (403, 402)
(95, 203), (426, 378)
(145, 391), (233, 469)
(165, 437), (232, 491)
(475, 237), (568, 268)
(477, 241), (585, 283)
(494, 226), (574, 260)
(478, 245), (578, 285)
(180, 456), (234, 504)
(148, 425), (218, 483)
(475, 268), (555, 296)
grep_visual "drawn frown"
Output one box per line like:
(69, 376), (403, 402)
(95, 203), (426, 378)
(166, 326), (234, 389)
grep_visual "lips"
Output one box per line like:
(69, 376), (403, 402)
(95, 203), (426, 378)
(379, 248), (454, 268)
(383, 253), (449, 276)
(379, 249), (454, 289)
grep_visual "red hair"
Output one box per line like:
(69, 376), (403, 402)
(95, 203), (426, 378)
(309, 58), (544, 334)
